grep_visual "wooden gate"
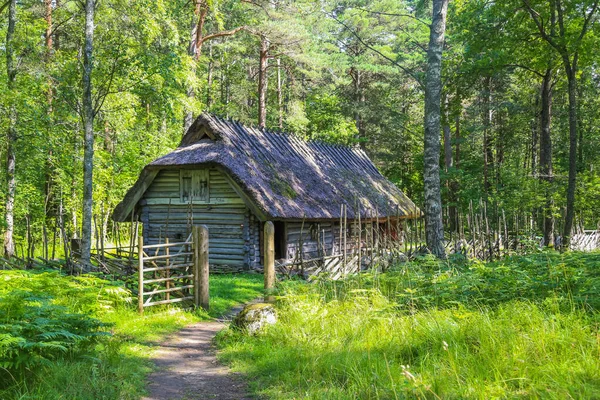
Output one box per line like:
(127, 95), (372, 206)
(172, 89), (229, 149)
(137, 226), (209, 313)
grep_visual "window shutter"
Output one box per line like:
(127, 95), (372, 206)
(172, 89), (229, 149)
(180, 169), (209, 202)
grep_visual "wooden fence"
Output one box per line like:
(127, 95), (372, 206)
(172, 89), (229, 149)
(571, 230), (600, 252)
(137, 226), (209, 313)
(273, 201), (600, 279)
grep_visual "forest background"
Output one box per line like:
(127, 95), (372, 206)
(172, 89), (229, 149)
(0, 0), (599, 260)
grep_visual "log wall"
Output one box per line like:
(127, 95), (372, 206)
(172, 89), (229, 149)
(285, 221), (343, 260)
(139, 168), (257, 272)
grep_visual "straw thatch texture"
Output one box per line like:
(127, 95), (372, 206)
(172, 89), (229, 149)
(113, 113), (419, 222)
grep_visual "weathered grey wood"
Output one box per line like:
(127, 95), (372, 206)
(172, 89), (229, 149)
(165, 238), (170, 301)
(193, 225), (210, 310)
(143, 285), (194, 296)
(143, 263), (193, 273)
(144, 296), (195, 307)
(138, 236), (144, 314)
(144, 274), (194, 284)
(139, 167), (250, 271)
(264, 221), (275, 301)
(193, 226), (200, 306)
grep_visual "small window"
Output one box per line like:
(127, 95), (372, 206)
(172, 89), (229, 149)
(180, 170), (209, 202)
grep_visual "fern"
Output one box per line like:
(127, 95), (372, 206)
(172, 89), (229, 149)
(0, 273), (117, 384)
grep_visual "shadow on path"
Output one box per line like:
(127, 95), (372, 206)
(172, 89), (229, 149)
(142, 305), (253, 400)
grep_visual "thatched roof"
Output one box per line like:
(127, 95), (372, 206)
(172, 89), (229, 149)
(113, 113), (420, 222)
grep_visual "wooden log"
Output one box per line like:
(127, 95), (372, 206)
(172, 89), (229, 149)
(264, 221), (275, 302)
(165, 238), (170, 301)
(138, 236), (144, 314)
(194, 225), (210, 310)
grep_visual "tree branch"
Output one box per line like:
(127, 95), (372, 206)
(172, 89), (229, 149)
(327, 11), (424, 89)
(503, 63), (545, 77)
(0, 0), (10, 14)
(521, 0), (564, 54)
(354, 7), (430, 28)
(200, 26), (248, 44)
(577, 0), (599, 43)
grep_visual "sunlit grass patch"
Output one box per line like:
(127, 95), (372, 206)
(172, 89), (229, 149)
(0, 270), (264, 399)
(217, 252), (600, 399)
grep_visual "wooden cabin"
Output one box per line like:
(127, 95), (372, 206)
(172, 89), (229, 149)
(112, 113), (420, 272)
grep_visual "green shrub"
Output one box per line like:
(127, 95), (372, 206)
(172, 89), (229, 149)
(0, 271), (127, 384)
(315, 251), (600, 311)
(0, 291), (110, 377)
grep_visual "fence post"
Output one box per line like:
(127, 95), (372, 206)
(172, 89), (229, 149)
(194, 225), (210, 310)
(138, 236), (144, 314)
(165, 238), (170, 301)
(264, 221), (275, 302)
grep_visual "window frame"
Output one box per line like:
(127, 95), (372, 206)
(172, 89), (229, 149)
(179, 169), (210, 203)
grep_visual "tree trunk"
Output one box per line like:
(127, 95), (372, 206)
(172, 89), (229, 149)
(423, 0), (448, 259)
(562, 62), (578, 248)
(539, 68), (554, 246)
(184, 1), (208, 133)
(80, 0), (95, 268)
(206, 43), (213, 109)
(258, 36), (269, 128)
(44, 0), (55, 248)
(277, 58), (283, 129)
(4, 0), (17, 258)
(482, 76), (494, 200)
(451, 108), (461, 232)
(531, 94), (539, 176)
(443, 97), (456, 232)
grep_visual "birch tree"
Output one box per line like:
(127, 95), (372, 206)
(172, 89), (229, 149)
(3, 0), (16, 258)
(423, 0), (449, 258)
(80, 0), (96, 268)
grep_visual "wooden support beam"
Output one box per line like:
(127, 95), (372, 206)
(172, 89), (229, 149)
(264, 221), (275, 302)
(138, 236), (144, 314)
(194, 225), (210, 310)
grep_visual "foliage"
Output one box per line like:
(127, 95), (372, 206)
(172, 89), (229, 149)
(217, 253), (600, 399)
(318, 252), (600, 311)
(0, 272), (126, 382)
(0, 0), (598, 256)
(0, 271), (263, 399)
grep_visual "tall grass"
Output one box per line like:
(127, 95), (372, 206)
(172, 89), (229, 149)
(0, 270), (263, 399)
(218, 252), (600, 399)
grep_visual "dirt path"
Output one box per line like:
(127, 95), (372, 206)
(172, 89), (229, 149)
(142, 313), (251, 400)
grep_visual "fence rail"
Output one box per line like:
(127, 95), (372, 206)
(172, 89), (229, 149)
(137, 228), (209, 313)
(273, 202), (600, 279)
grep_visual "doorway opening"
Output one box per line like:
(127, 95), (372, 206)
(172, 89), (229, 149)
(273, 221), (286, 259)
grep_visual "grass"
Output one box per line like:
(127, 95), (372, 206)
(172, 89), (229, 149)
(217, 252), (600, 399)
(0, 270), (263, 399)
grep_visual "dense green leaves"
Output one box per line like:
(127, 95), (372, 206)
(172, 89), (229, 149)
(0, 0), (598, 254)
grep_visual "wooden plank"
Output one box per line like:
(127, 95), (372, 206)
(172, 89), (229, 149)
(144, 296), (195, 307)
(144, 274), (194, 284)
(144, 252), (193, 261)
(143, 285), (194, 296)
(143, 241), (191, 249)
(143, 263), (193, 273)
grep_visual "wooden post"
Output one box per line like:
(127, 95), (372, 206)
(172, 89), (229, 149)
(138, 236), (144, 314)
(193, 225), (210, 310)
(165, 238), (170, 302)
(343, 205), (347, 272)
(264, 221), (275, 302)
